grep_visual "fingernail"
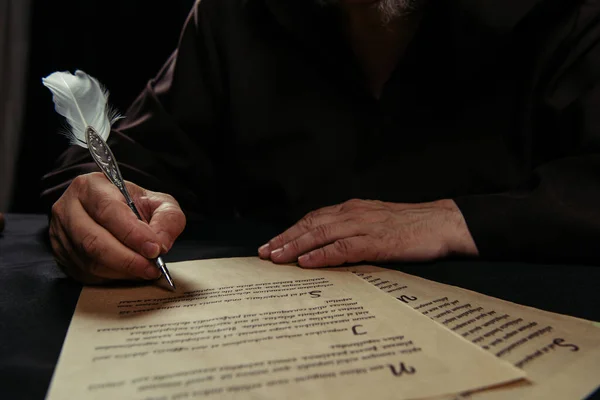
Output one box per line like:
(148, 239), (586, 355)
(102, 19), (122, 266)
(142, 242), (160, 258)
(157, 232), (172, 253)
(259, 243), (270, 254)
(299, 253), (310, 264)
(270, 248), (284, 258)
(144, 266), (161, 280)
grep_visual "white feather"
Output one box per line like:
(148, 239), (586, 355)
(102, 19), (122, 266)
(42, 70), (121, 148)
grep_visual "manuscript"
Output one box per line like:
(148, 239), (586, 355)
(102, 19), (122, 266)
(45, 257), (524, 400)
(343, 265), (600, 399)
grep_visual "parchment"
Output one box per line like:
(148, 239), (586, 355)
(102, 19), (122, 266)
(343, 265), (600, 400)
(45, 257), (524, 400)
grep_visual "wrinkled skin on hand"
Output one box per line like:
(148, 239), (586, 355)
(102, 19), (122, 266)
(259, 199), (477, 268)
(49, 172), (186, 284)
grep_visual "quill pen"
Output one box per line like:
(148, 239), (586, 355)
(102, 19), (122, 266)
(42, 70), (176, 290)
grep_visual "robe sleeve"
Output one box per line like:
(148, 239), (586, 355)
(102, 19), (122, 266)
(40, 1), (231, 219)
(455, 4), (600, 264)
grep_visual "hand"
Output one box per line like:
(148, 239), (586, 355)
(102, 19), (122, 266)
(258, 199), (477, 268)
(49, 172), (186, 284)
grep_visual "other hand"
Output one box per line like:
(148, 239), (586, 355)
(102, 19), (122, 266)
(258, 199), (477, 268)
(49, 172), (186, 284)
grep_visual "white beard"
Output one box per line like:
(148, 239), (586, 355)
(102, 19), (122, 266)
(375, 0), (421, 23)
(317, 0), (424, 25)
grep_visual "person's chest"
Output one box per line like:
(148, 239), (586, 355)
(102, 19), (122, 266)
(207, 0), (555, 221)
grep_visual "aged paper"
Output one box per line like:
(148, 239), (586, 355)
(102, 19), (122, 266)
(343, 266), (600, 400)
(46, 257), (524, 400)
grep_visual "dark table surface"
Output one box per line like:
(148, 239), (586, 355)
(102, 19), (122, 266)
(1, 213), (599, 400)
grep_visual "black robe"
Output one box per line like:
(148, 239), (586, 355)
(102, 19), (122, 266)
(41, 0), (600, 264)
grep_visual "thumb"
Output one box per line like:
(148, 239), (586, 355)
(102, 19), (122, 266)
(141, 192), (186, 253)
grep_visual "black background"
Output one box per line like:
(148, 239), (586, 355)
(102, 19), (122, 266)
(10, 0), (195, 213)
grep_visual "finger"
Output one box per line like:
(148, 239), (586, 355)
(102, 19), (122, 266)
(297, 236), (377, 268)
(63, 198), (161, 280)
(51, 212), (137, 283)
(56, 229), (133, 283)
(78, 176), (163, 260)
(49, 230), (94, 283)
(144, 193), (186, 253)
(270, 222), (363, 264)
(259, 210), (341, 258)
(50, 204), (85, 275)
(49, 216), (75, 274)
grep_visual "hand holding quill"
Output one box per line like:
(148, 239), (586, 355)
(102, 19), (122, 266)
(43, 70), (184, 289)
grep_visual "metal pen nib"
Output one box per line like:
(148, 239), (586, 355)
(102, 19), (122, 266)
(155, 256), (176, 290)
(85, 127), (178, 291)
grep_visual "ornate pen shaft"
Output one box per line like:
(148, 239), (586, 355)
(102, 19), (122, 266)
(85, 127), (176, 290)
